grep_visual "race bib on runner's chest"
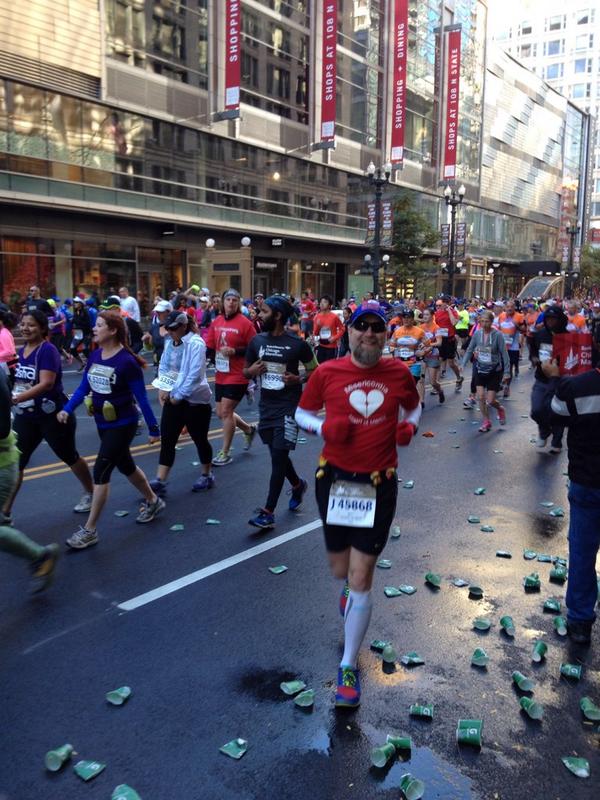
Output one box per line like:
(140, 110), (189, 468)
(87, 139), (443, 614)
(87, 364), (116, 394)
(320, 327), (331, 341)
(152, 369), (178, 392)
(477, 345), (492, 365)
(261, 361), (286, 391)
(326, 481), (376, 528)
(215, 352), (230, 373)
(13, 382), (34, 408)
(539, 343), (553, 362)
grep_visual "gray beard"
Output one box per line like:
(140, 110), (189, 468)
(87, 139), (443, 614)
(351, 341), (382, 367)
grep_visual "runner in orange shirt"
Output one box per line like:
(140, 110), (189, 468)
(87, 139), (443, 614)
(420, 308), (444, 403)
(498, 301), (526, 398)
(391, 310), (428, 406)
(566, 301), (588, 332)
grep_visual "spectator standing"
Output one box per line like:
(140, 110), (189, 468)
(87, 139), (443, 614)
(118, 286), (141, 322)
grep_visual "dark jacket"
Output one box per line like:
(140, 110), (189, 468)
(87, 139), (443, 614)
(529, 310), (568, 383)
(548, 368), (600, 489)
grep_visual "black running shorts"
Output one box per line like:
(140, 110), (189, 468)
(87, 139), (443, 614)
(215, 383), (247, 403)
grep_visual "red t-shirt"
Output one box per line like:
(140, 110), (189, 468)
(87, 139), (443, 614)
(434, 308), (456, 337)
(314, 311), (344, 348)
(299, 356), (420, 471)
(300, 299), (316, 320)
(205, 312), (256, 385)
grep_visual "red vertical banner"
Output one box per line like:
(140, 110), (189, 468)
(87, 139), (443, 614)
(224, 0), (241, 111)
(443, 27), (461, 180)
(390, 0), (408, 165)
(320, 1), (337, 145)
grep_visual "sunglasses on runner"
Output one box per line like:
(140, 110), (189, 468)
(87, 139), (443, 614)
(352, 318), (386, 333)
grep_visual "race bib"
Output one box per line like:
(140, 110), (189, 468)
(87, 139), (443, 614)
(262, 361), (286, 391)
(477, 346), (492, 365)
(13, 382), (34, 409)
(503, 333), (513, 344)
(326, 480), (376, 528)
(87, 364), (116, 395)
(539, 343), (553, 362)
(399, 348), (414, 359)
(215, 352), (230, 373)
(72, 329), (83, 341)
(320, 327), (331, 341)
(437, 328), (449, 337)
(152, 369), (178, 392)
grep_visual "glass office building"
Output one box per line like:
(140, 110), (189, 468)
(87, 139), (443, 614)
(0, 0), (590, 306)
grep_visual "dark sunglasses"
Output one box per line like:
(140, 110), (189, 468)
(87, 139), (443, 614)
(352, 318), (386, 333)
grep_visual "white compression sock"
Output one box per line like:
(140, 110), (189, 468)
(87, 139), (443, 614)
(341, 589), (373, 668)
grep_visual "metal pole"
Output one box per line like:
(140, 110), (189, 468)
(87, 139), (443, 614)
(567, 227), (574, 299)
(447, 200), (456, 297)
(373, 178), (382, 297)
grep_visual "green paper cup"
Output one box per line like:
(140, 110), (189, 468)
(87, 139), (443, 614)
(524, 573), (541, 590)
(543, 598), (561, 614)
(549, 566), (567, 584)
(512, 670), (534, 691)
(387, 734), (412, 751)
(500, 616), (515, 636)
(520, 697), (544, 720)
(220, 738), (248, 759)
(399, 773), (425, 800)
(562, 756), (590, 778)
(425, 572), (441, 588)
(473, 617), (491, 631)
(532, 640), (548, 662)
(553, 616), (568, 636)
(580, 696), (600, 721)
(401, 652), (425, 666)
(45, 743), (73, 772)
(471, 647), (489, 667)
(409, 703), (434, 718)
(112, 786), (142, 800)
(370, 639), (390, 652)
(456, 719), (483, 746)
(560, 663), (582, 680)
(382, 644), (398, 664)
(371, 742), (396, 768)
(294, 689), (315, 707)
(106, 686), (131, 706)
(73, 760), (106, 782)
(280, 680), (306, 696)
(468, 585), (484, 599)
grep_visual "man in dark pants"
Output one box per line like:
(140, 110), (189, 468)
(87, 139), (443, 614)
(529, 306), (567, 453)
(244, 295), (318, 529)
(542, 358), (600, 645)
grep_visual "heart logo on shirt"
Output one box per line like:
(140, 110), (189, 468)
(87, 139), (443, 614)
(348, 389), (384, 418)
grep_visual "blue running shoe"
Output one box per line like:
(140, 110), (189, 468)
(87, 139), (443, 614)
(288, 478), (308, 511)
(248, 509), (275, 529)
(192, 473), (215, 492)
(335, 666), (361, 708)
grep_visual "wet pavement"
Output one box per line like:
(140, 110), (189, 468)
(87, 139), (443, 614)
(1, 367), (599, 799)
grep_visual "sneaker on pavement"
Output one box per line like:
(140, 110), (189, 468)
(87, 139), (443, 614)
(335, 666), (361, 708)
(212, 449), (233, 467)
(73, 493), (92, 513)
(192, 473), (215, 492)
(429, 389), (439, 396)
(149, 478), (167, 497)
(567, 619), (593, 645)
(1, 512), (13, 526)
(438, 389), (445, 404)
(549, 444), (562, 454)
(30, 543), (59, 593)
(497, 405), (506, 426)
(455, 376), (464, 392)
(243, 424), (258, 452)
(535, 436), (548, 449)
(339, 580), (350, 618)
(248, 509), (275, 529)
(503, 386), (511, 399)
(478, 419), (492, 433)
(136, 496), (166, 524)
(66, 526), (98, 550)
(463, 396), (476, 409)
(288, 478), (308, 511)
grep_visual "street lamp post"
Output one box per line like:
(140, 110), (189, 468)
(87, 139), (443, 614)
(443, 183), (465, 297)
(566, 222), (581, 299)
(366, 161), (392, 297)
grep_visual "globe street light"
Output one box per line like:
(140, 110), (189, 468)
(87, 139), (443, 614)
(366, 161), (392, 296)
(443, 183), (466, 297)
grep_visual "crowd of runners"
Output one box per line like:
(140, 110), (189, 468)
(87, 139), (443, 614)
(0, 283), (599, 706)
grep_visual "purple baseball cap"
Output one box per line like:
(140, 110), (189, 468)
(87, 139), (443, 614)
(348, 300), (387, 327)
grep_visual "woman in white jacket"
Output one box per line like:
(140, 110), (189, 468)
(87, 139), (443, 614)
(149, 311), (214, 494)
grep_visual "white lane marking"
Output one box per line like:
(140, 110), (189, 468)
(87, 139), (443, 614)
(117, 518), (322, 611)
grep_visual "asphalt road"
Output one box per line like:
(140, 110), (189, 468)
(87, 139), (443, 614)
(0, 363), (598, 800)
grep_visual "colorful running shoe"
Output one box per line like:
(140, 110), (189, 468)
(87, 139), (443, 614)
(148, 478), (167, 497)
(438, 389), (445, 404)
(248, 509), (275, 529)
(478, 419), (492, 433)
(66, 526), (98, 550)
(288, 478), (307, 511)
(212, 449), (233, 466)
(463, 396), (477, 409)
(73, 493), (92, 513)
(192, 473), (215, 492)
(136, 496), (166, 524)
(455, 376), (464, 392)
(339, 580), (350, 618)
(243, 424), (258, 451)
(335, 666), (361, 708)
(30, 544), (59, 593)
(497, 405), (506, 426)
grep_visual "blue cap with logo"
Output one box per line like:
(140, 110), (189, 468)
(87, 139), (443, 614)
(348, 300), (387, 327)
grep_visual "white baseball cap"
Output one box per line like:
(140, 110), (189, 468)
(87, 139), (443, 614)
(153, 300), (173, 313)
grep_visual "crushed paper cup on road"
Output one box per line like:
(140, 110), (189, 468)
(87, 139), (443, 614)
(391, 525), (401, 538)
(537, 554), (552, 563)
(370, 639), (390, 652)
(106, 686), (131, 706)
(468, 585), (484, 599)
(562, 756), (590, 778)
(540, 501), (555, 508)
(496, 550), (512, 558)
(371, 742), (396, 768)
(294, 689), (315, 707)
(377, 559), (392, 569)
(73, 760), (106, 782)
(268, 565), (288, 574)
(170, 523), (185, 532)
(384, 586), (403, 597)
(523, 573), (541, 591)
(500, 615), (515, 637)
(456, 719), (483, 747)
(448, 429), (457, 434)
(471, 648), (489, 667)
(473, 617), (491, 631)
(512, 671), (534, 691)
(480, 525), (495, 533)
(114, 510), (129, 517)
(399, 585), (417, 595)
(549, 507), (565, 517)
(387, 734), (412, 751)
(220, 738), (248, 759)
(553, 616), (568, 636)
(543, 598), (561, 614)
(45, 744), (74, 772)
(453, 578), (469, 587)
(399, 773), (425, 800)
(467, 515), (481, 524)
(401, 652), (425, 666)
(206, 518), (221, 525)
(409, 703), (434, 719)
(425, 572), (441, 588)
(493, 449), (503, 454)
(112, 786), (142, 800)
(280, 680), (306, 696)
(520, 697), (544, 720)
(382, 644), (397, 664)
(403, 480), (415, 489)
(532, 640), (548, 662)
(523, 549), (537, 560)
(580, 697), (600, 721)
(421, 431), (435, 438)
(473, 487), (486, 495)
(560, 663), (582, 681)
(550, 566), (567, 584)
